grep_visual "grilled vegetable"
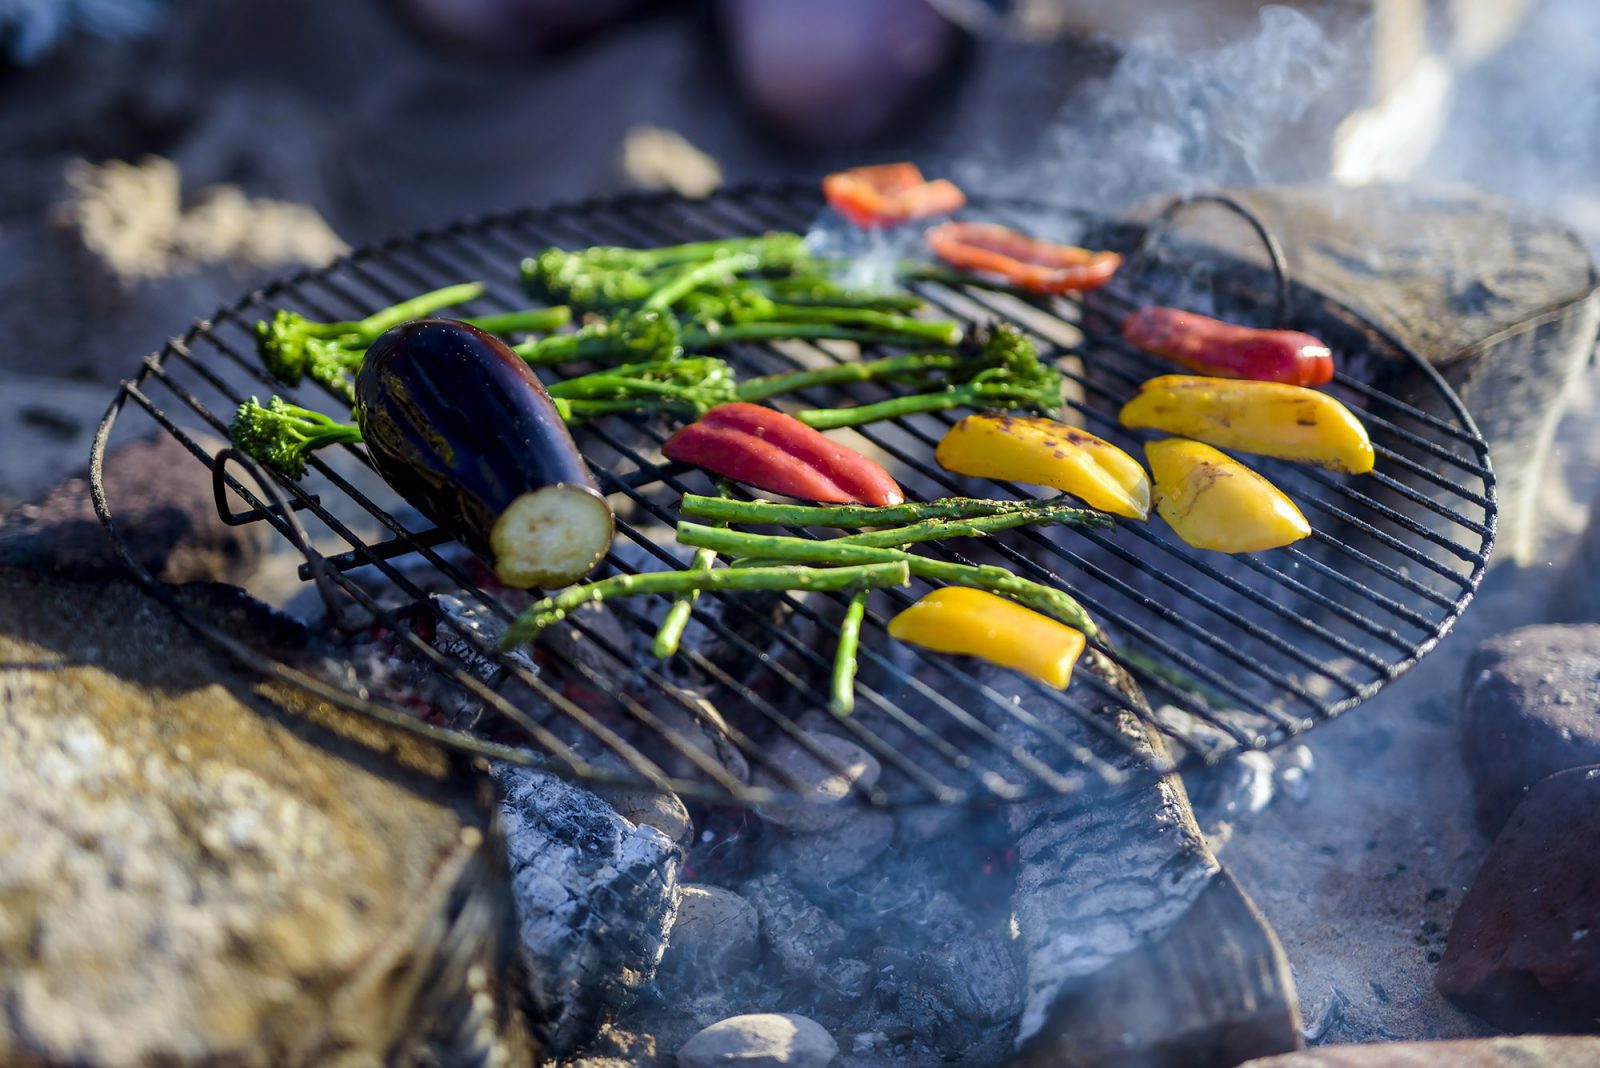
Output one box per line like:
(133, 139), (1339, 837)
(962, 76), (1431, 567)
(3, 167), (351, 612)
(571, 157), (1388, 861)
(822, 162), (965, 228)
(1122, 307), (1334, 387)
(255, 283), (570, 394)
(678, 492), (1101, 528)
(229, 396), (364, 479)
(545, 357), (738, 420)
(935, 413), (1150, 520)
(887, 587), (1087, 689)
(355, 319), (614, 589)
(796, 323), (1061, 430)
(926, 222), (1121, 294)
(1119, 375), (1375, 475)
(1145, 438), (1311, 553)
(501, 560), (912, 647)
(663, 402), (904, 507)
(521, 234), (809, 311)
(674, 522), (1099, 638)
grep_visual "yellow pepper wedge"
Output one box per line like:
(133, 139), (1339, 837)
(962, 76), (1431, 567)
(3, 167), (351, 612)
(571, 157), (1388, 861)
(934, 413), (1150, 519)
(1146, 438), (1311, 553)
(1118, 375), (1375, 475)
(887, 586), (1086, 688)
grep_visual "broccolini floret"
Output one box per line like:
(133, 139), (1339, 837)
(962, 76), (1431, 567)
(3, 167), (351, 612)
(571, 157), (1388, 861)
(229, 396), (364, 479)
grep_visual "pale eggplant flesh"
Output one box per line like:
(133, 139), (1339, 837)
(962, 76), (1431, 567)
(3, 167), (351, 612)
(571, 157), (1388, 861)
(355, 318), (614, 588)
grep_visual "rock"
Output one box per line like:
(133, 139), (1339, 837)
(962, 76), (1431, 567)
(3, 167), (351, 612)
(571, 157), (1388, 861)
(661, 884), (761, 977)
(764, 809), (895, 891)
(677, 1013), (838, 1068)
(741, 874), (846, 984)
(1460, 625), (1600, 835)
(1237, 1035), (1600, 1066)
(496, 764), (683, 1055)
(0, 567), (530, 1065)
(1436, 765), (1600, 1032)
(0, 431), (270, 585)
(752, 732), (881, 833)
(593, 781), (694, 846)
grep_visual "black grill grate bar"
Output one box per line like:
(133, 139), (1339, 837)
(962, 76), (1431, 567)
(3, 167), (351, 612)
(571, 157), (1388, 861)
(705, 193), (1478, 616)
(482, 210), (1291, 740)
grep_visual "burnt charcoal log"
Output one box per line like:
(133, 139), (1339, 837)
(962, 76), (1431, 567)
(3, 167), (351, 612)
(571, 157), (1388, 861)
(1436, 765), (1600, 1033)
(495, 764), (682, 1055)
(0, 567), (531, 1066)
(740, 873), (848, 986)
(0, 430), (269, 584)
(1238, 1035), (1600, 1066)
(976, 658), (1302, 1067)
(1460, 624), (1600, 835)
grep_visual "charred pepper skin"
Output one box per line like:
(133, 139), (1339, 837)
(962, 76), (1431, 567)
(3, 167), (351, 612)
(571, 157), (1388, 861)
(822, 162), (966, 229)
(1118, 374), (1375, 475)
(663, 402), (904, 507)
(926, 222), (1122, 294)
(888, 586), (1086, 689)
(935, 413), (1149, 520)
(355, 319), (614, 589)
(1145, 438), (1311, 553)
(1122, 308), (1334, 387)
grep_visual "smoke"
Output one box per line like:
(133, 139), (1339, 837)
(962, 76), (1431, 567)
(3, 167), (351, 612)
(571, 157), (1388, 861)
(961, 5), (1367, 211)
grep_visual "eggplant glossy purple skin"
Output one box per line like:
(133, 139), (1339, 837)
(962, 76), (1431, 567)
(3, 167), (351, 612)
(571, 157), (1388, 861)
(355, 318), (614, 588)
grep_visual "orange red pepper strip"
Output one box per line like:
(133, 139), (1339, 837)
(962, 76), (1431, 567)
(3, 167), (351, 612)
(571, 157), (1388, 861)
(822, 162), (966, 229)
(926, 221), (1122, 294)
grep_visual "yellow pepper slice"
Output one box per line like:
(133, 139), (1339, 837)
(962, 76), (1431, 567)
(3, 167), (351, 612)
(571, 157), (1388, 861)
(887, 587), (1086, 688)
(1146, 438), (1311, 553)
(934, 413), (1150, 519)
(1119, 375), (1375, 475)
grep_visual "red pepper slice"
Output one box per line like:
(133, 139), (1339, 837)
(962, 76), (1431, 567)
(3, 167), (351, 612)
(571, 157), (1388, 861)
(1121, 307), (1335, 387)
(663, 402), (904, 506)
(822, 163), (966, 230)
(926, 222), (1122, 294)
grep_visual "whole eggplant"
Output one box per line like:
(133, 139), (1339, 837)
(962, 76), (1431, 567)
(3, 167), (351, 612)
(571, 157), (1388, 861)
(355, 318), (614, 588)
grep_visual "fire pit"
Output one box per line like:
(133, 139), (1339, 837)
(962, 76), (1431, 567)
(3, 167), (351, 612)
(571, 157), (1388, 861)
(89, 182), (1496, 810)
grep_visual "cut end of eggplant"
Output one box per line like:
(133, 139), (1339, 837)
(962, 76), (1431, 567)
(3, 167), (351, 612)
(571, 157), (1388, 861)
(490, 484), (615, 589)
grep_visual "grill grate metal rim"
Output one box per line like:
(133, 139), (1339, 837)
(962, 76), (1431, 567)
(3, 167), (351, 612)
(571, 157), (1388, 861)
(90, 180), (1497, 807)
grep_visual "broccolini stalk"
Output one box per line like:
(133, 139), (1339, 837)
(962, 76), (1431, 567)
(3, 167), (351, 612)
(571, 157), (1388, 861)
(228, 396), (364, 479)
(522, 234), (809, 310)
(733, 352), (968, 403)
(514, 308), (684, 366)
(652, 481), (735, 659)
(255, 282), (485, 387)
(545, 357), (738, 421)
(795, 323), (1061, 430)
(832, 589), (870, 715)
(501, 560), (912, 648)
(675, 521), (1099, 638)
(677, 493), (1056, 528)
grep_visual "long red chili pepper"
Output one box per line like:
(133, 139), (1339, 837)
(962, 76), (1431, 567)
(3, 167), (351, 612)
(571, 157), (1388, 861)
(926, 221), (1122, 294)
(1121, 307), (1335, 387)
(822, 163), (966, 230)
(662, 402), (905, 506)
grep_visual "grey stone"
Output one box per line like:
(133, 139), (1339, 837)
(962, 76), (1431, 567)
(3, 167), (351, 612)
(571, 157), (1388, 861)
(661, 884), (761, 977)
(1436, 766), (1600, 1033)
(752, 733), (881, 833)
(677, 1013), (838, 1068)
(1461, 625), (1600, 835)
(496, 764), (683, 1055)
(0, 567), (529, 1065)
(0, 431), (270, 586)
(1238, 1035), (1600, 1066)
(764, 809), (895, 892)
(741, 874), (846, 983)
